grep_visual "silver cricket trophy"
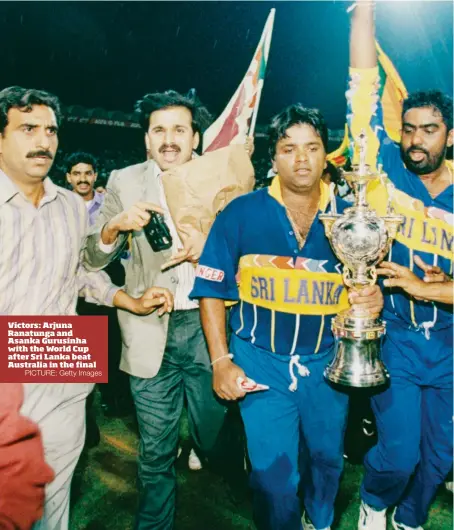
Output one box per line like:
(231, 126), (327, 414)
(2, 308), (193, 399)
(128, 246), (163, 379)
(319, 132), (403, 387)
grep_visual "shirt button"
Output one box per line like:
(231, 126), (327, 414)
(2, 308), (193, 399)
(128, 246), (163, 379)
(171, 277), (178, 284)
(293, 249), (298, 254)
(289, 231), (294, 236)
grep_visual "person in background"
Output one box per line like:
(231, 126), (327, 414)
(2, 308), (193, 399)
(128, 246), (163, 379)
(0, 85), (173, 530)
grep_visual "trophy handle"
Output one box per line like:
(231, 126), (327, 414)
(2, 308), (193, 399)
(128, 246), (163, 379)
(343, 266), (377, 290)
(343, 267), (354, 289)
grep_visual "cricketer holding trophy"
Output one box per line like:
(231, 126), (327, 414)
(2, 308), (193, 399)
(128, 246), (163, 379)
(191, 104), (383, 530)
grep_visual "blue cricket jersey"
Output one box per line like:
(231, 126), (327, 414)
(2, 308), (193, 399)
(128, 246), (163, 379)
(190, 177), (351, 357)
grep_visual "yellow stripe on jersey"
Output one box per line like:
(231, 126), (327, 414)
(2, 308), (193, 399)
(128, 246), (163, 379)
(367, 178), (454, 261)
(408, 249), (418, 327)
(238, 259), (349, 316)
(314, 315), (325, 354)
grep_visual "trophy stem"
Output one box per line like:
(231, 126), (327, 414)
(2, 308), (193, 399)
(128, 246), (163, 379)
(356, 181), (368, 208)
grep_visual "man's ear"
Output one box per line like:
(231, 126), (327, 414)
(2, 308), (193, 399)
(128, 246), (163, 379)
(192, 131), (200, 151)
(66, 173), (72, 186)
(94, 172), (98, 183)
(447, 128), (453, 148)
(272, 158), (277, 173)
(145, 133), (152, 160)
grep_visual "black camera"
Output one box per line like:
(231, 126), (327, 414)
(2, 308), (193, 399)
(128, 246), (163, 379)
(144, 211), (173, 252)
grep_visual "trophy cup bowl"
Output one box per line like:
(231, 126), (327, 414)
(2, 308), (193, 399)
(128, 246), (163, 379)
(319, 157), (403, 388)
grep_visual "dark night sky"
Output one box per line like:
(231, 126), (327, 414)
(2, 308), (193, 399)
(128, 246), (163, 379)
(1, 1), (452, 130)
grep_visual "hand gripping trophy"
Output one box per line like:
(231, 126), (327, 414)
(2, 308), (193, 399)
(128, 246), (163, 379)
(319, 132), (403, 387)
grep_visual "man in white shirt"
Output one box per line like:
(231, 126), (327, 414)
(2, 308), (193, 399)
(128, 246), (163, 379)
(0, 85), (173, 530)
(83, 90), (227, 530)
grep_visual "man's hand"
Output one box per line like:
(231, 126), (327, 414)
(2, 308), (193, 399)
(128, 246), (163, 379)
(101, 202), (164, 244)
(378, 259), (453, 305)
(212, 359), (247, 401)
(348, 284), (383, 314)
(244, 136), (255, 158)
(114, 287), (173, 316)
(414, 255), (449, 283)
(161, 248), (190, 271)
(377, 261), (427, 300)
(137, 287), (174, 316)
(161, 241), (201, 271)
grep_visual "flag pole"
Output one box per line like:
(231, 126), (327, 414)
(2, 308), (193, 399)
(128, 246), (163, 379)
(248, 8), (275, 138)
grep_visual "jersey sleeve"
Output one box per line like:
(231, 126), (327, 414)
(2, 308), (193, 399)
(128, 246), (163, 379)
(346, 66), (403, 184)
(190, 201), (242, 301)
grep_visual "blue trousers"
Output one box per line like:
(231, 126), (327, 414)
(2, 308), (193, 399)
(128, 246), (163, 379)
(231, 334), (349, 530)
(361, 322), (453, 528)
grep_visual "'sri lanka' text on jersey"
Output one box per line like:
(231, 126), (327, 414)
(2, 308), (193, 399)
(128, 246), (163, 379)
(190, 178), (351, 357)
(347, 66), (453, 332)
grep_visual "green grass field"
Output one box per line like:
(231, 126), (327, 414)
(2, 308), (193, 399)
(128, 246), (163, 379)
(70, 401), (453, 530)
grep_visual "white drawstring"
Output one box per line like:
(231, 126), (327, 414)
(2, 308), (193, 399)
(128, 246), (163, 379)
(288, 355), (310, 392)
(421, 320), (435, 341)
(419, 254), (439, 341)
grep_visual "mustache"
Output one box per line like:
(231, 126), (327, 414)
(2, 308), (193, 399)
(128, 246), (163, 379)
(405, 146), (430, 157)
(159, 143), (180, 154)
(77, 181), (90, 186)
(26, 150), (53, 160)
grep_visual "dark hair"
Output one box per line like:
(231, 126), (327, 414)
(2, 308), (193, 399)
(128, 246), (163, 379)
(65, 152), (98, 174)
(402, 90), (453, 131)
(0, 86), (62, 134)
(134, 89), (212, 137)
(268, 104), (329, 159)
(324, 161), (341, 185)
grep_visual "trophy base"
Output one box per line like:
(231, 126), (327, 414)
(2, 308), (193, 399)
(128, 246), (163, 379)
(324, 310), (389, 388)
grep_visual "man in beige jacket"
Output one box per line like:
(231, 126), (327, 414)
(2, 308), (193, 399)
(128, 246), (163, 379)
(84, 89), (227, 530)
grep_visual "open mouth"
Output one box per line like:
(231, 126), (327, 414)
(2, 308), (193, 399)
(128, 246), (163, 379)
(408, 151), (427, 163)
(162, 150), (179, 162)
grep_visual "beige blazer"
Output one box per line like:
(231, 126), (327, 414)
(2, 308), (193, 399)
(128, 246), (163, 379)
(83, 160), (179, 378)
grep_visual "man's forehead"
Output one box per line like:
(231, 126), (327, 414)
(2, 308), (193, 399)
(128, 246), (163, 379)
(403, 105), (444, 124)
(149, 106), (192, 127)
(71, 163), (94, 173)
(278, 123), (322, 144)
(7, 105), (57, 126)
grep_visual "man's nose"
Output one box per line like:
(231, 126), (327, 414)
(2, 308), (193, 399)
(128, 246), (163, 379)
(35, 129), (51, 150)
(164, 130), (175, 145)
(410, 129), (424, 147)
(295, 147), (308, 162)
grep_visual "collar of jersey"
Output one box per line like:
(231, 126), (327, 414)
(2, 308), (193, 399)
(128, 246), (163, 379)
(268, 174), (331, 212)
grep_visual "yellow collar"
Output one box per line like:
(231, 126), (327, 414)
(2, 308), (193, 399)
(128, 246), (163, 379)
(268, 174), (331, 212)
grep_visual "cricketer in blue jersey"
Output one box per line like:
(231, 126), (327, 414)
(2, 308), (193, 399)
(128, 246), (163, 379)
(348, 4), (453, 530)
(190, 104), (383, 530)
